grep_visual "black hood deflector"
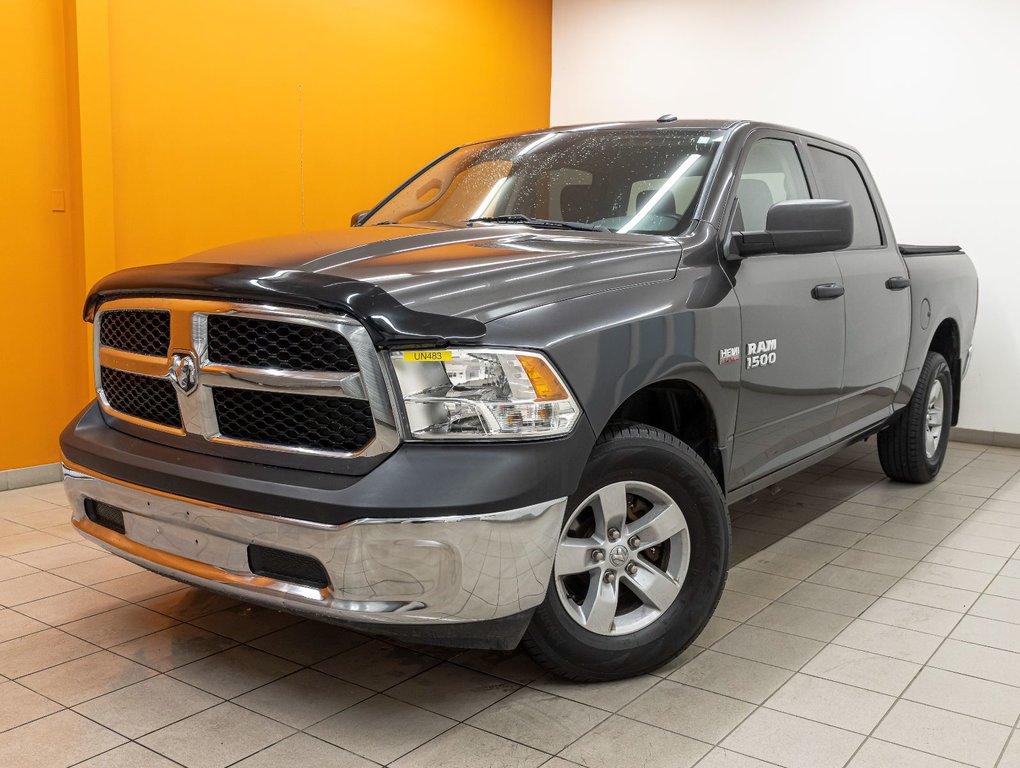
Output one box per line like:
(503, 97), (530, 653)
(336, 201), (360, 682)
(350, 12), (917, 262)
(84, 262), (486, 347)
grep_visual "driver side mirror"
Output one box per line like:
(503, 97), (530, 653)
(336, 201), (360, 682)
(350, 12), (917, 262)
(731, 199), (853, 257)
(350, 210), (370, 227)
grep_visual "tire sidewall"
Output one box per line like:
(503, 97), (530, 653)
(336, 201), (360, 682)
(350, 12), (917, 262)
(923, 357), (952, 474)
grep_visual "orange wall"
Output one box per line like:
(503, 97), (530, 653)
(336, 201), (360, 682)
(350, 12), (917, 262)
(106, 0), (553, 268)
(0, 1), (86, 471)
(3, 0), (551, 471)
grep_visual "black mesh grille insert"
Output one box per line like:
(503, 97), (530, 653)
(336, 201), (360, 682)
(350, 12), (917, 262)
(84, 499), (127, 535)
(101, 367), (182, 428)
(207, 315), (359, 372)
(99, 310), (170, 356)
(248, 545), (329, 588)
(212, 388), (374, 453)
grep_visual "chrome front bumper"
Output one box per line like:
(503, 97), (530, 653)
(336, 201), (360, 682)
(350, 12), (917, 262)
(63, 464), (565, 626)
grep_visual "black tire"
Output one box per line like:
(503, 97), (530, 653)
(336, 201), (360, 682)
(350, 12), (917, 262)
(523, 424), (730, 681)
(878, 351), (952, 483)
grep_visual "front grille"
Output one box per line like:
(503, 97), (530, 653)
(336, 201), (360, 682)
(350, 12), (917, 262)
(100, 310), (170, 356)
(213, 388), (375, 453)
(100, 367), (182, 428)
(84, 499), (127, 535)
(248, 544), (329, 588)
(207, 315), (359, 372)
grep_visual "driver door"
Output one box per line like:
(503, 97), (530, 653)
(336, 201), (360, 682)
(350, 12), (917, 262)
(728, 136), (846, 487)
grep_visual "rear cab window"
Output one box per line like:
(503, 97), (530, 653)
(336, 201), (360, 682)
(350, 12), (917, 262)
(806, 146), (883, 248)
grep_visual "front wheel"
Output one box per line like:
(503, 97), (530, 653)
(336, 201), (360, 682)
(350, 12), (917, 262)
(524, 424), (729, 681)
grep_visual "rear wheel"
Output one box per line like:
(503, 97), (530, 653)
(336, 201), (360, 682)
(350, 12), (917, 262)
(524, 424), (729, 681)
(878, 351), (952, 482)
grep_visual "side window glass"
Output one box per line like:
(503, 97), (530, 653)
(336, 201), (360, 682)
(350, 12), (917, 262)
(807, 147), (882, 248)
(736, 139), (810, 231)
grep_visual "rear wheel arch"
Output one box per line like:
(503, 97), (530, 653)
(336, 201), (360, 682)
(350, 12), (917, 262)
(928, 318), (961, 425)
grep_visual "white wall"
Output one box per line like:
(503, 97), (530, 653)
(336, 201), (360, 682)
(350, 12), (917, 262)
(552, 0), (1020, 434)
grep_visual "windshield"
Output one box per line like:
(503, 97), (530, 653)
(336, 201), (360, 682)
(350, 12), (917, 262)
(366, 129), (723, 235)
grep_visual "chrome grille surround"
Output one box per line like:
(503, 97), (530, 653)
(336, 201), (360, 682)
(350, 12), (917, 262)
(93, 297), (399, 460)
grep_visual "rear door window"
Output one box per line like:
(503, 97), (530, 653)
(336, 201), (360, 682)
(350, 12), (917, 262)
(807, 146), (882, 248)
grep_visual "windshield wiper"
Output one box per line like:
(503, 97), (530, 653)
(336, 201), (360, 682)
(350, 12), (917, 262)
(466, 214), (607, 232)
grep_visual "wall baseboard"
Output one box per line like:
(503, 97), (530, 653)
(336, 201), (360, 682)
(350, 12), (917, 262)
(0, 462), (62, 491)
(952, 428), (1020, 450)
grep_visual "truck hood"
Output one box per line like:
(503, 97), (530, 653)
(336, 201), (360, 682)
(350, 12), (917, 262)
(86, 224), (682, 345)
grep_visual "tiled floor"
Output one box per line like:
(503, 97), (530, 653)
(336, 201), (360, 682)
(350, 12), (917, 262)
(2, 441), (1020, 767)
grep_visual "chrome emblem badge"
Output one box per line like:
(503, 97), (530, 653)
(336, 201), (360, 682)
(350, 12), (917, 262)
(170, 352), (198, 394)
(609, 545), (629, 568)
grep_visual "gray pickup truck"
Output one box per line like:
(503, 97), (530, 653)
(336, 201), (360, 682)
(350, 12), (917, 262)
(61, 119), (978, 680)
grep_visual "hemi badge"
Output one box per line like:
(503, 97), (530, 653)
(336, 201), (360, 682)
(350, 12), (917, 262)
(402, 350), (453, 363)
(719, 347), (740, 365)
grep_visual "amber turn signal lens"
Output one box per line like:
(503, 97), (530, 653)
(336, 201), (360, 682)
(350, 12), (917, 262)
(518, 354), (569, 401)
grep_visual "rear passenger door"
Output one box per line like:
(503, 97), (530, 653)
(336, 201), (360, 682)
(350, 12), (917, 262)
(805, 143), (910, 438)
(729, 135), (846, 487)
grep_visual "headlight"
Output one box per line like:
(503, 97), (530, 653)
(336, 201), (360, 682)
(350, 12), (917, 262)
(390, 348), (580, 439)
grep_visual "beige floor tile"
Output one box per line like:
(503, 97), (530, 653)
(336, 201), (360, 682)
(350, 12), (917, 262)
(714, 589), (771, 622)
(0, 555), (36, 581)
(872, 522), (948, 545)
(0, 571), (79, 606)
(905, 561), (994, 591)
(939, 531), (1018, 557)
(831, 549), (916, 577)
(764, 673), (894, 734)
(50, 555), (142, 585)
(852, 533), (933, 560)
(15, 507), (74, 530)
(0, 492), (60, 518)
(93, 572), (185, 602)
(231, 733), (375, 768)
(711, 624), (824, 671)
(314, 639), (441, 691)
(807, 564), (898, 596)
(827, 501), (899, 522)
(529, 672), (658, 712)
(0, 709), (125, 768)
(11, 542), (106, 570)
(969, 593), (1020, 625)
(668, 649), (792, 704)
(0, 530), (67, 556)
(60, 604), (178, 647)
(788, 522), (866, 547)
(801, 644), (920, 696)
(246, 620), (367, 665)
(721, 708), (863, 768)
(908, 499), (977, 520)
(168, 645), (299, 698)
(874, 699), (1009, 767)
(889, 510), (963, 532)
(139, 701), (294, 768)
(834, 618), (942, 663)
(450, 650), (544, 685)
(847, 738), (971, 767)
(74, 674), (221, 738)
(391, 723), (547, 768)
(307, 694), (456, 764)
(951, 614), (1020, 653)
(813, 511), (883, 534)
(110, 623), (237, 672)
(1000, 730), (1020, 768)
(724, 567), (799, 599)
(388, 662), (519, 720)
(693, 747), (779, 767)
(139, 587), (239, 621)
(620, 680), (753, 743)
(987, 574), (1020, 600)
(923, 545), (1007, 574)
(930, 638), (1020, 687)
(0, 519), (35, 538)
(904, 666), (1020, 726)
(746, 601), (852, 642)
(0, 606), (47, 641)
(693, 615), (740, 646)
(0, 679), (62, 731)
(884, 578), (978, 612)
(189, 603), (302, 642)
(233, 669), (372, 729)
(19, 649), (155, 706)
(777, 581), (876, 617)
(0, 627), (99, 677)
(17, 586), (126, 624)
(467, 687), (607, 752)
(859, 596), (962, 636)
(74, 743), (181, 767)
(559, 714), (710, 768)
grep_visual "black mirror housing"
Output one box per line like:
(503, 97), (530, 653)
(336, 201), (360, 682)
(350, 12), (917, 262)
(733, 199), (854, 256)
(350, 210), (370, 227)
